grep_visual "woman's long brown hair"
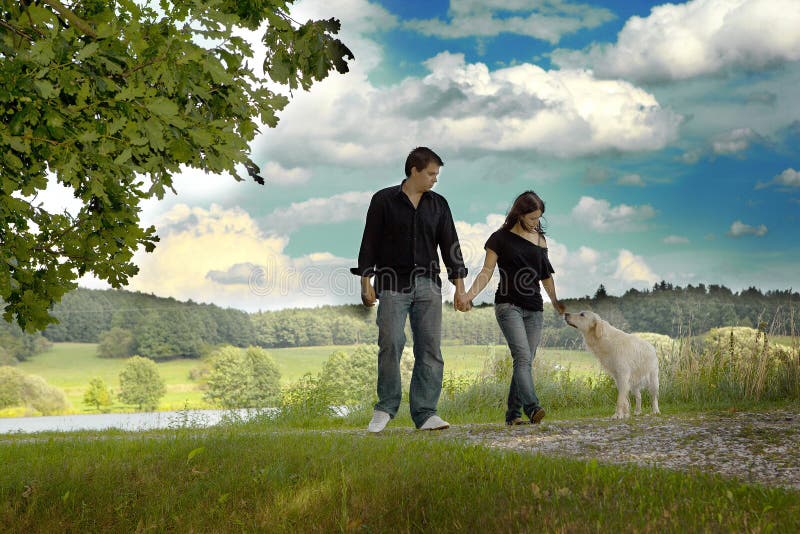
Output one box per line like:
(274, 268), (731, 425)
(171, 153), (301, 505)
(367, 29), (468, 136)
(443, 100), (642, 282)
(501, 190), (546, 234)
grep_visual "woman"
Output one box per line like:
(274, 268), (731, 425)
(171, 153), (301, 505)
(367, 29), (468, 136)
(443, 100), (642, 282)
(458, 191), (565, 425)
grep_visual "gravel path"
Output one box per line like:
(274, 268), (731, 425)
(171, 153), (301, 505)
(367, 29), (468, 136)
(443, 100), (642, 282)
(427, 410), (800, 490)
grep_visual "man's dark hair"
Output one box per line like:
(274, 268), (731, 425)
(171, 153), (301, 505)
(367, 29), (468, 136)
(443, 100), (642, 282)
(405, 146), (444, 177)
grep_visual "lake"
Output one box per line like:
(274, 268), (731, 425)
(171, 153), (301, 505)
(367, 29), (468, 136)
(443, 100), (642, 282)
(0, 409), (271, 435)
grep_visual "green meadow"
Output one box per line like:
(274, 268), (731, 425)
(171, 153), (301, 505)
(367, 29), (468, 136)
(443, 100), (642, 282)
(12, 343), (598, 414)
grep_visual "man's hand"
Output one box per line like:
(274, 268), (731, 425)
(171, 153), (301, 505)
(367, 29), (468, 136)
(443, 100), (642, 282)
(553, 301), (566, 315)
(361, 277), (377, 307)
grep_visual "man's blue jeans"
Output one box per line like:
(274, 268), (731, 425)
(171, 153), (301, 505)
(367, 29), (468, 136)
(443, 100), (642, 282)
(375, 276), (443, 428)
(494, 302), (544, 422)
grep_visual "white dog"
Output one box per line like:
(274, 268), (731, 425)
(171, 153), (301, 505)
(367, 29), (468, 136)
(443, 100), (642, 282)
(564, 311), (660, 419)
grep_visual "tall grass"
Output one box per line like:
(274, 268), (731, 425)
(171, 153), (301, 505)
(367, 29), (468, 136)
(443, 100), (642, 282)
(659, 325), (800, 406)
(276, 325), (800, 425)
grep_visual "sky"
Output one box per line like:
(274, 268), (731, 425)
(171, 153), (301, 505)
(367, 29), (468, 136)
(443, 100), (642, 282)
(46, 0), (800, 311)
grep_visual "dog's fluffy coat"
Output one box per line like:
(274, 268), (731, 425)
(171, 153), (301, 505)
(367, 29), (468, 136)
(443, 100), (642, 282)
(565, 311), (660, 419)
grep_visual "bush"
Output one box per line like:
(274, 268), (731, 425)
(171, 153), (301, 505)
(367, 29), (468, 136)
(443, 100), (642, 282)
(20, 375), (71, 415)
(0, 367), (70, 415)
(279, 373), (340, 420)
(0, 366), (23, 408)
(118, 356), (166, 411)
(204, 346), (281, 408)
(633, 332), (679, 360)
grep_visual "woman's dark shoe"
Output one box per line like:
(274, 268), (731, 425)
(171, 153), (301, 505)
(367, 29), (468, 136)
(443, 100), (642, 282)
(530, 407), (546, 424)
(505, 417), (530, 426)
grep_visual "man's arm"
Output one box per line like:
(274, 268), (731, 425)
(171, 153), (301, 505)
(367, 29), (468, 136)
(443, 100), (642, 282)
(351, 194), (381, 307)
(437, 200), (468, 285)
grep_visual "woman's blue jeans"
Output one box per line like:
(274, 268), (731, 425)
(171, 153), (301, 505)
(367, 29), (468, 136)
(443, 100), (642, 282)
(494, 302), (544, 422)
(375, 276), (443, 428)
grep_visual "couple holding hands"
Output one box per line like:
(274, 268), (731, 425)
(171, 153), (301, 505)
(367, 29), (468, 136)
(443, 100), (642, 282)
(352, 147), (565, 433)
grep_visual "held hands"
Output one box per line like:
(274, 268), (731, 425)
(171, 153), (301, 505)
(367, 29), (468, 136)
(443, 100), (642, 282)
(454, 291), (473, 312)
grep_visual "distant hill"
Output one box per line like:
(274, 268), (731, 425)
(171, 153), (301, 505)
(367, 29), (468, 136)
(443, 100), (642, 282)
(2, 282), (797, 362)
(43, 288), (256, 359)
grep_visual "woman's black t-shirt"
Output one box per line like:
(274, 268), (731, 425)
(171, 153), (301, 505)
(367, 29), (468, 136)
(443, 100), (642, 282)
(484, 228), (555, 311)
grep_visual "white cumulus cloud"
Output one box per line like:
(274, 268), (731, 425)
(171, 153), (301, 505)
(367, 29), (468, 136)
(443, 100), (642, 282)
(552, 0), (800, 83)
(262, 191), (373, 234)
(129, 204), (362, 311)
(756, 168), (800, 189)
(711, 128), (761, 155)
(570, 196), (657, 232)
(612, 250), (660, 286)
(257, 51), (682, 167)
(405, 0), (614, 44)
(261, 161), (312, 185)
(727, 220), (768, 237)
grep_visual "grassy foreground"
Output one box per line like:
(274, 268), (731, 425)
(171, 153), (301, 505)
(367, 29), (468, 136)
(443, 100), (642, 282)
(1, 422), (798, 533)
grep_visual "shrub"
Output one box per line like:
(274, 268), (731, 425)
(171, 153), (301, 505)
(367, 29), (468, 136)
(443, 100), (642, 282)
(0, 367), (70, 414)
(279, 373), (340, 419)
(0, 366), (23, 408)
(633, 332), (678, 360)
(204, 346), (281, 408)
(20, 375), (71, 415)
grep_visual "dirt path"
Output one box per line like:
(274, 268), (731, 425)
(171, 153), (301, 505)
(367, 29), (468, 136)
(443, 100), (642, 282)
(428, 409), (800, 490)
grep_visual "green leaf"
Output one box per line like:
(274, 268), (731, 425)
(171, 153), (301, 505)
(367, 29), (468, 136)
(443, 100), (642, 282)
(33, 80), (56, 99)
(25, 5), (57, 25)
(114, 148), (132, 165)
(147, 98), (178, 118)
(75, 42), (101, 62)
(189, 129), (214, 148)
(96, 23), (115, 39)
(7, 136), (29, 153)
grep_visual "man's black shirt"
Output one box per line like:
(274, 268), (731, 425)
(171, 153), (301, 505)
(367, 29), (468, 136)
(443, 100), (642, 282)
(351, 181), (468, 293)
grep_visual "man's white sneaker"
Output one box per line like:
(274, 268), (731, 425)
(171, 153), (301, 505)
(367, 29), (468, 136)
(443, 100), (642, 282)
(367, 410), (391, 433)
(419, 415), (450, 431)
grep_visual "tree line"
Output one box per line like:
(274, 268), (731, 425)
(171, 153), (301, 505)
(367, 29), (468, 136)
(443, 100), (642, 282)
(1, 282), (798, 362)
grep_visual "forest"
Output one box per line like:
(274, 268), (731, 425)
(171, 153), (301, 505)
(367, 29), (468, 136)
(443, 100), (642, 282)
(0, 282), (798, 363)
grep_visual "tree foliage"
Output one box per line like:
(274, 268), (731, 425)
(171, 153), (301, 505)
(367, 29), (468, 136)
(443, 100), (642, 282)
(83, 375), (113, 412)
(118, 355), (165, 410)
(96, 326), (135, 359)
(0, 0), (353, 331)
(0, 317), (51, 362)
(203, 345), (281, 408)
(43, 288), (257, 359)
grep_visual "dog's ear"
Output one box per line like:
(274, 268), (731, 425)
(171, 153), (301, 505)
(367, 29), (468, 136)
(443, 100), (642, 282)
(593, 317), (608, 339)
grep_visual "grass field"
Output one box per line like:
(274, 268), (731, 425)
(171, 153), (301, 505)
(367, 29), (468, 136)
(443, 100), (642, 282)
(11, 343), (599, 414)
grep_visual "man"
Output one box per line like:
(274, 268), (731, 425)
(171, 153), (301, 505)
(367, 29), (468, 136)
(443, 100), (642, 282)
(351, 147), (469, 432)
